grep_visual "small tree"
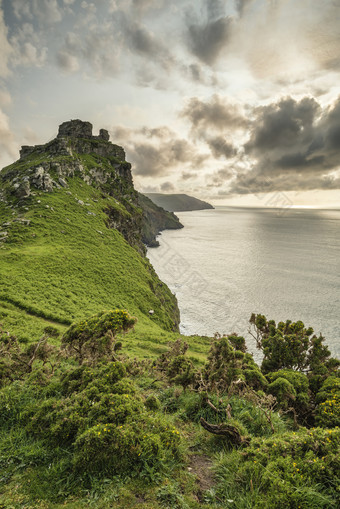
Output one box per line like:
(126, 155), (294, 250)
(203, 336), (267, 394)
(61, 309), (136, 363)
(249, 314), (339, 376)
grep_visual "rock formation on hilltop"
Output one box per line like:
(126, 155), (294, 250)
(0, 119), (182, 250)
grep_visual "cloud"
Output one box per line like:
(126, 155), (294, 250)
(9, 22), (48, 68)
(56, 48), (79, 72)
(229, 95), (340, 194)
(207, 136), (238, 159)
(160, 181), (175, 192)
(111, 125), (209, 177)
(12, 0), (62, 25)
(0, 3), (12, 77)
(234, 0), (253, 17)
(186, 1), (232, 65)
(124, 20), (175, 71)
(181, 94), (247, 133)
(0, 108), (19, 163)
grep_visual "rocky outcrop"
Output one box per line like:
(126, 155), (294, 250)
(20, 120), (125, 162)
(0, 119), (182, 253)
(137, 192), (183, 247)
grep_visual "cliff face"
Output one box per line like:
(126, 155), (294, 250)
(0, 119), (180, 333)
(137, 192), (183, 247)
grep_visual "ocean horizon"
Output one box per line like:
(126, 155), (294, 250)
(148, 206), (340, 362)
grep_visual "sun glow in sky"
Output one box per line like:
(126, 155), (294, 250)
(0, 0), (340, 208)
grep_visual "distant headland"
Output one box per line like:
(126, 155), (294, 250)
(144, 193), (214, 212)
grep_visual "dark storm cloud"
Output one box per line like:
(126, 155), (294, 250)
(181, 94), (247, 132)
(186, 1), (232, 65)
(124, 21), (174, 69)
(228, 95), (340, 194)
(111, 125), (208, 177)
(245, 97), (320, 155)
(208, 136), (238, 158)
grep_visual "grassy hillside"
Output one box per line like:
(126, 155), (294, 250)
(0, 121), (339, 509)
(0, 124), (182, 352)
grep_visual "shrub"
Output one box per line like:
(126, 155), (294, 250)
(61, 310), (137, 363)
(316, 376), (340, 427)
(61, 361), (126, 395)
(250, 314), (339, 376)
(267, 377), (296, 409)
(166, 355), (196, 390)
(215, 426), (340, 508)
(73, 417), (182, 476)
(203, 337), (267, 393)
(25, 362), (139, 445)
(145, 394), (161, 410)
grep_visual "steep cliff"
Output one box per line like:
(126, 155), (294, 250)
(137, 192), (183, 247)
(0, 120), (180, 337)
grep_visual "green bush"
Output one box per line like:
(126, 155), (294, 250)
(145, 394), (161, 410)
(204, 337), (267, 393)
(250, 314), (339, 376)
(267, 369), (310, 416)
(61, 310), (137, 363)
(25, 363), (140, 445)
(316, 377), (340, 427)
(73, 416), (182, 476)
(166, 355), (196, 390)
(215, 426), (340, 508)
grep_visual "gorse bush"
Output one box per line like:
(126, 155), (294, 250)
(0, 310), (339, 508)
(203, 336), (267, 393)
(316, 376), (340, 427)
(267, 369), (310, 413)
(215, 426), (340, 508)
(61, 309), (137, 363)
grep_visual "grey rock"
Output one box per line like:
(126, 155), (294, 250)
(58, 178), (67, 187)
(15, 181), (31, 198)
(77, 200), (84, 205)
(57, 119), (93, 138)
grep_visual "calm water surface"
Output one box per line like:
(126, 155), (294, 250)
(147, 207), (340, 361)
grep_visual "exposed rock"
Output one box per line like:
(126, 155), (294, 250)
(30, 167), (54, 192)
(57, 119), (93, 138)
(13, 218), (30, 225)
(58, 178), (67, 187)
(137, 192), (183, 247)
(98, 128), (110, 141)
(15, 181), (31, 198)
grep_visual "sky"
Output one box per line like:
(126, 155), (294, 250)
(0, 0), (340, 208)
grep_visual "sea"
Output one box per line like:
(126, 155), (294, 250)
(147, 206), (340, 363)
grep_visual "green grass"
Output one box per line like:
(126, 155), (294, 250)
(1, 138), (338, 509)
(0, 153), (213, 363)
